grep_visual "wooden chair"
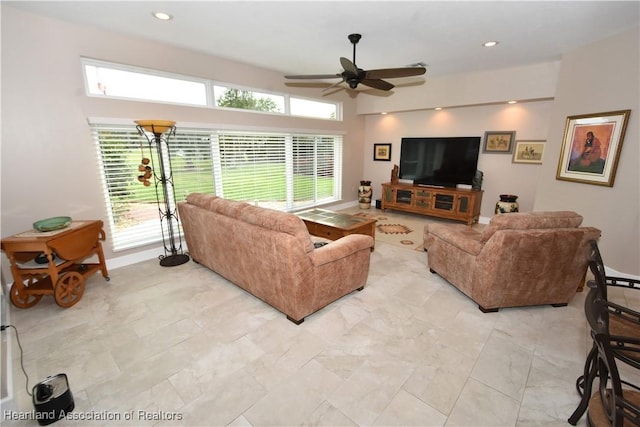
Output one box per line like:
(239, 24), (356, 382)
(568, 240), (640, 425)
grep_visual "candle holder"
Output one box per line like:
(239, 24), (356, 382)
(135, 120), (190, 267)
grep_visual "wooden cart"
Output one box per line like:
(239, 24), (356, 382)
(1, 220), (110, 308)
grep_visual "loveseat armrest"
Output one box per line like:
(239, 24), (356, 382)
(309, 234), (374, 267)
(427, 223), (483, 256)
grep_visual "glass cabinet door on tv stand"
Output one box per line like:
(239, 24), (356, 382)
(380, 182), (482, 226)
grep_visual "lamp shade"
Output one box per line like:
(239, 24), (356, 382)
(135, 120), (175, 134)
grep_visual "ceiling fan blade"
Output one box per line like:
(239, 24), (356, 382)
(364, 67), (426, 79)
(322, 78), (347, 92)
(284, 82), (335, 89)
(360, 78), (395, 91)
(284, 73), (341, 80)
(340, 57), (358, 74)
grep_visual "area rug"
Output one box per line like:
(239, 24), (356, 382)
(340, 206), (486, 251)
(343, 207), (430, 251)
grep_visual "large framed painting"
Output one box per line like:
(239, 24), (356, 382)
(556, 110), (630, 186)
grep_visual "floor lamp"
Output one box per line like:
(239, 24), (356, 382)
(135, 120), (190, 267)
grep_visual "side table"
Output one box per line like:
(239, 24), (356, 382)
(1, 220), (110, 308)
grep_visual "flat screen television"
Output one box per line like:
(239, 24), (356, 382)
(399, 137), (481, 188)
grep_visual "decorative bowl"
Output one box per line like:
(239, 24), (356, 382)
(33, 216), (72, 232)
(135, 120), (175, 134)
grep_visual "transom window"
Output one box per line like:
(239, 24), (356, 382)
(91, 122), (343, 251)
(82, 58), (340, 120)
(213, 85), (285, 114)
(83, 61), (208, 107)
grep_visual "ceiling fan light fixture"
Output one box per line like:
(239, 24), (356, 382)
(153, 11), (173, 21)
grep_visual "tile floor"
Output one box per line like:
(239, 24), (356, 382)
(4, 225), (630, 426)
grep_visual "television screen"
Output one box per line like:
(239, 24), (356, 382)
(399, 137), (480, 187)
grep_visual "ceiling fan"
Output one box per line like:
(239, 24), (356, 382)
(284, 33), (427, 92)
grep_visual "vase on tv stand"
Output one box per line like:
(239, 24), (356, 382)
(495, 194), (519, 214)
(358, 180), (372, 209)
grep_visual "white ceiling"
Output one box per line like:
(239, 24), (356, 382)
(7, 1), (640, 80)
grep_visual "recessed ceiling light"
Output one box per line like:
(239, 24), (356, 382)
(482, 41), (499, 48)
(508, 100), (517, 104)
(434, 107), (442, 111)
(153, 11), (173, 21)
(381, 112), (388, 115)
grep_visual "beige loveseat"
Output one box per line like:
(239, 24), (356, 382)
(424, 211), (601, 312)
(177, 193), (374, 324)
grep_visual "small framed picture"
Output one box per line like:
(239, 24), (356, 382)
(513, 141), (546, 164)
(373, 143), (392, 161)
(556, 110), (630, 187)
(483, 131), (516, 154)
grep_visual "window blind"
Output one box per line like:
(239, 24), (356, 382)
(92, 125), (213, 251)
(93, 123), (342, 251)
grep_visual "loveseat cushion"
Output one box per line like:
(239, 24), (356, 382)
(480, 211), (583, 242)
(427, 223), (484, 256)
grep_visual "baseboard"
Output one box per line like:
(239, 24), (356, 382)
(1, 292), (16, 415)
(105, 245), (169, 270)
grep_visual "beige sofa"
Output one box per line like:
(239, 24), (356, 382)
(424, 211), (601, 312)
(177, 193), (374, 324)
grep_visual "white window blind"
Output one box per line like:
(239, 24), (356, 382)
(92, 123), (342, 251)
(92, 125), (213, 251)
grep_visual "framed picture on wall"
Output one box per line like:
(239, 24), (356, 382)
(556, 110), (630, 187)
(483, 131), (516, 153)
(373, 143), (392, 161)
(512, 141), (546, 164)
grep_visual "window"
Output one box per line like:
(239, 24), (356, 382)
(81, 58), (341, 120)
(213, 85), (285, 114)
(290, 97), (338, 120)
(92, 124), (214, 250)
(92, 122), (342, 251)
(83, 59), (208, 106)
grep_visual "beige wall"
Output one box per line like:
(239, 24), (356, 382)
(360, 27), (639, 276)
(356, 61), (559, 114)
(0, 6), (364, 263)
(534, 28), (639, 276)
(363, 101), (553, 217)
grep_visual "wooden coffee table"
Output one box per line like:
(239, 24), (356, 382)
(296, 208), (376, 250)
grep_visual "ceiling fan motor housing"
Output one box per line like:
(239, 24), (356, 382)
(347, 78), (359, 89)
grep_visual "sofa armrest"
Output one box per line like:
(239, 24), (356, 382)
(428, 224), (484, 256)
(309, 234), (374, 267)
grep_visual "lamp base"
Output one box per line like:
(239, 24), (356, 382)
(159, 253), (190, 267)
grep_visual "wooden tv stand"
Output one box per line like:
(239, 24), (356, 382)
(380, 182), (483, 225)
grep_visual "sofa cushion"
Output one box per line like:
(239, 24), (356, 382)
(184, 193), (313, 253)
(239, 205), (314, 252)
(480, 211), (583, 242)
(185, 193), (219, 210)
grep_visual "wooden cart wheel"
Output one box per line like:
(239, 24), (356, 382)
(54, 272), (85, 308)
(9, 283), (43, 308)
